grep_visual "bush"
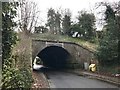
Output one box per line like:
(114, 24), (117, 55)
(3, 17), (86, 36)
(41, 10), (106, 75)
(2, 68), (33, 89)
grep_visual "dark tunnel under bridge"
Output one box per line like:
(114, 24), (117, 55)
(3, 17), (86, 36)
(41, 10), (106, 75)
(32, 40), (95, 70)
(36, 46), (71, 69)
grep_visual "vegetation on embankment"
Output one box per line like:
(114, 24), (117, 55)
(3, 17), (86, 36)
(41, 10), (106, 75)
(2, 2), (33, 89)
(2, 32), (34, 89)
(12, 32), (34, 88)
(32, 33), (98, 52)
(13, 32), (32, 69)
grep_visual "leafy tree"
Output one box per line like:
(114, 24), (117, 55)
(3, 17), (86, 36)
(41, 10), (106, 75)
(2, 2), (18, 69)
(116, 3), (120, 63)
(2, 2), (18, 88)
(2, 2), (33, 89)
(77, 11), (96, 40)
(96, 4), (119, 66)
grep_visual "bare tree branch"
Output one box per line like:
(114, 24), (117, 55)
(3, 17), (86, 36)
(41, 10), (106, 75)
(18, 0), (40, 33)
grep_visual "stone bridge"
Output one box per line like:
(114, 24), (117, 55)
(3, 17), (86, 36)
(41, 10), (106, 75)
(32, 39), (94, 69)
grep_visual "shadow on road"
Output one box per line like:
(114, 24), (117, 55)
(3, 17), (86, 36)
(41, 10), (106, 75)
(33, 67), (67, 79)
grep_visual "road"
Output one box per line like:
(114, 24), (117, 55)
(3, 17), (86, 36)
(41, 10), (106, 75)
(45, 71), (118, 88)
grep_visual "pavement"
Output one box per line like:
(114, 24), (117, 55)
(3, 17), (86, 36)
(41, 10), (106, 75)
(65, 69), (120, 87)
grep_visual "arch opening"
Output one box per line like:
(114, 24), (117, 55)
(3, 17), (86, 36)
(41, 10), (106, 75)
(37, 46), (71, 69)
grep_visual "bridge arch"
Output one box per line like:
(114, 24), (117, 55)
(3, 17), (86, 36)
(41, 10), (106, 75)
(32, 39), (95, 69)
(36, 46), (71, 69)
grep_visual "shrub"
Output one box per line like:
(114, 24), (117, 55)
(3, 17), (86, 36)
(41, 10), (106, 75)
(2, 68), (33, 89)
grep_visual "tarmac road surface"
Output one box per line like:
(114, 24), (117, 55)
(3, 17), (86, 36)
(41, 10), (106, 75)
(45, 71), (119, 89)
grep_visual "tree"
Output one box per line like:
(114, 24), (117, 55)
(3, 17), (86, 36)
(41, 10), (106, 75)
(96, 4), (119, 66)
(77, 11), (96, 40)
(116, 2), (120, 63)
(62, 9), (72, 35)
(2, 2), (33, 89)
(2, 2), (18, 69)
(2, 2), (18, 88)
(46, 8), (56, 34)
(19, 0), (40, 34)
(55, 11), (61, 34)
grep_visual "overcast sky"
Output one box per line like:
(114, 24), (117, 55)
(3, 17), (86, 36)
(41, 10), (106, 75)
(29, 0), (120, 30)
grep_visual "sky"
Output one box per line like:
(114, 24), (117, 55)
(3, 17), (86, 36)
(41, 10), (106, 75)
(16, 0), (119, 30)
(31, 0), (119, 30)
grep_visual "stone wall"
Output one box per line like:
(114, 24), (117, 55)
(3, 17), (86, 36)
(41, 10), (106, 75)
(32, 40), (94, 69)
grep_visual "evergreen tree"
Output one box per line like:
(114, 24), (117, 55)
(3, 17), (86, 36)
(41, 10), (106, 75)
(2, 2), (18, 88)
(55, 11), (61, 34)
(77, 11), (96, 40)
(96, 5), (119, 66)
(2, 2), (33, 89)
(62, 10), (71, 35)
(2, 2), (18, 70)
(46, 8), (56, 34)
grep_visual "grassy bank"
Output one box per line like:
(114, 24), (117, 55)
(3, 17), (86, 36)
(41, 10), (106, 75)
(11, 32), (33, 88)
(32, 33), (98, 52)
